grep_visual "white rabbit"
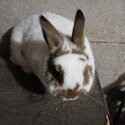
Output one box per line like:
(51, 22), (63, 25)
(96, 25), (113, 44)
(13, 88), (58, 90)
(10, 9), (95, 101)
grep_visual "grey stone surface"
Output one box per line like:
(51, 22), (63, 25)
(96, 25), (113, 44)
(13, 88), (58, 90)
(91, 42), (125, 88)
(0, 0), (125, 42)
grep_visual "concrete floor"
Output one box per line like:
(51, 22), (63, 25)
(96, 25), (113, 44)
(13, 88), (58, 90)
(0, 0), (125, 88)
(0, 0), (125, 124)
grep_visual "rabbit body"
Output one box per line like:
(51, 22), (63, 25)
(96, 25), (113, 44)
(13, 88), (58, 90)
(10, 10), (95, 101)
(11, 12), (74, 75)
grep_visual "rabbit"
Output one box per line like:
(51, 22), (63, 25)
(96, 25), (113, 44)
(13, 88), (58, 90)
(10, 9), (95, 101)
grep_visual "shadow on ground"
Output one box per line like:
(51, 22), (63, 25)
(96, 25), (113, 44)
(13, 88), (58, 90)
(104, 73), (125, 125)
(0, 28), (46, 95)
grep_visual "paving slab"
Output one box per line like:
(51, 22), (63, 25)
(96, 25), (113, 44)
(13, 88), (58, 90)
(0, 0), (125, 42)
(91, 42), (125, 88)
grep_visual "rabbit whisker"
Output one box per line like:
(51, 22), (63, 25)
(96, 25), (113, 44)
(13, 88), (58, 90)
(86, 94), (104, 107)
(45, 96), (55, 106)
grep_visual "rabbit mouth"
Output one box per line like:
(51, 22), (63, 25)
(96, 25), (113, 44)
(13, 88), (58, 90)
(54, 88), (84, 101)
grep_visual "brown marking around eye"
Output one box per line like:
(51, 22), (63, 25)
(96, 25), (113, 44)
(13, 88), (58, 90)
(46, 63), (64, 86)
(83, 65), (90, 85)
(56, 64), (64, 85)
(74, 83), (80, 91)
(55, 64), (60, 72)
(50, 76), (58, 86)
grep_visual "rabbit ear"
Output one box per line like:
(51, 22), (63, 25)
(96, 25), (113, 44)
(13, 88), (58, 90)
(71, 9), (85, 49)
(39, 15), (63, 51)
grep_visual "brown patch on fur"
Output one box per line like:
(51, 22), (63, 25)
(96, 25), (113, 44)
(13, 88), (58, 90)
(47, 56), (64, 85)
(72, 49), (89, 61)
(72, 49), (84, 55)
(49, 76), (58, 85)
(74, 83), (80, 91)
(56, 64), (64, 85)
(52, 49), (70, 57)
(46, 36), (62, 48)
(56, 83), (83, 100)
(52, 64), (64, 86)
(83, 65), (90, 85)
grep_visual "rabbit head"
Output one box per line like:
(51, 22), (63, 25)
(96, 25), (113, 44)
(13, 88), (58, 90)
(40, 10), (94, 101)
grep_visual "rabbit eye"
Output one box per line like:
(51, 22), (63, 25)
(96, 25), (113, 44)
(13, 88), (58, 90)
(53, 64), (64, 85)
(49, 64), (64, 85)
(55, 64), (61, 72)
(55, 64), (60, 72)
(47, 57), (64, 85)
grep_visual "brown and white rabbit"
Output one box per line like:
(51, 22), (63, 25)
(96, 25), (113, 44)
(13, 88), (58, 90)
(10, 9), (95, 101)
